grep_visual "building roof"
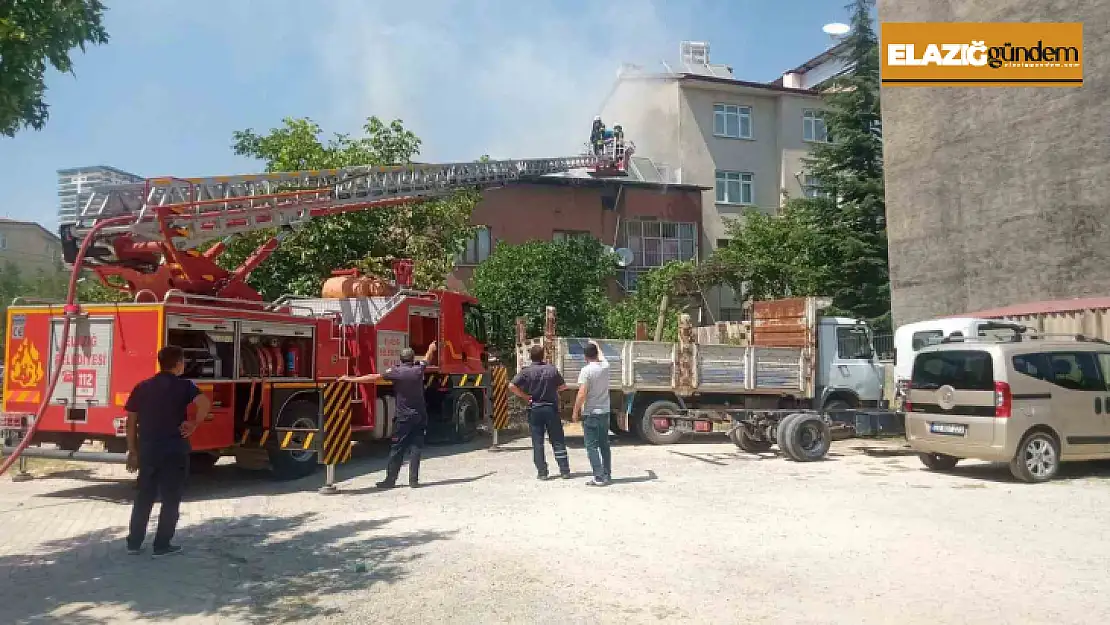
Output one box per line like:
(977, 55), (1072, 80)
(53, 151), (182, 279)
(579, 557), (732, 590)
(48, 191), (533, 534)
(0, 219), (60, 242)
(959, 296), (1110, 318)
(617, 69), (819, 96)
(56, 164), (143, 178)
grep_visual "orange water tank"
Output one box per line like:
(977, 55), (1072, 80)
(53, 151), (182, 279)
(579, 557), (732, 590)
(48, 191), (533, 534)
(321, 272), (396, 298)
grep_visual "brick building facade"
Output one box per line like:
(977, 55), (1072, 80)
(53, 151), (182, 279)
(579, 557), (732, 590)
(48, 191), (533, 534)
(447, 176), (706, 298)
(880, 0), (1107, 325)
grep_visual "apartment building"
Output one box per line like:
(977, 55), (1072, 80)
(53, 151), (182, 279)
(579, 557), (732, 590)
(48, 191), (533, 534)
(448, 159), (706, 298)
(57, 165), (144, 225)
(0, 219), (63, 277)
(600, 41), (848, 320)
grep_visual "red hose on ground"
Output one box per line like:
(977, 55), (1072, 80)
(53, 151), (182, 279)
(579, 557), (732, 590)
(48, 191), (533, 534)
(0, 217), (132, 477)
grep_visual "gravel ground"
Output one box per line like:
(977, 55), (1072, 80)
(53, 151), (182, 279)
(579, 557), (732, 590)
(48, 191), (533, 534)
(1, 433), (1109, 624)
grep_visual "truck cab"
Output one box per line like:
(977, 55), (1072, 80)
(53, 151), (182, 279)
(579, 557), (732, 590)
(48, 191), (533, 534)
(814, 317), (885, 410)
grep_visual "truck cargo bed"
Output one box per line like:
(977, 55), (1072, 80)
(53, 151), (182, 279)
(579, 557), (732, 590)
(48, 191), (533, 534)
(519, 337), (812, 396)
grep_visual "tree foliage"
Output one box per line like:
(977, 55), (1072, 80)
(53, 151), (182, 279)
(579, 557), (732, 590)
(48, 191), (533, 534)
(470, 238), (615, 352)
(0, 0), (109, 137)
(604, 261), (708, 342)
(221, 116), (478, 300)
(0, 262), (69, 352)
(716, 0), (889, 328)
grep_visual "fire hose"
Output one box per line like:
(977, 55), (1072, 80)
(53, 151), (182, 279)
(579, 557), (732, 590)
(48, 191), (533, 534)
(0, 216), (131, 477)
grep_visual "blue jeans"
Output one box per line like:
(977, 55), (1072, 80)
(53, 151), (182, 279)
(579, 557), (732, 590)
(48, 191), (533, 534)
(582, 412), (611, 481)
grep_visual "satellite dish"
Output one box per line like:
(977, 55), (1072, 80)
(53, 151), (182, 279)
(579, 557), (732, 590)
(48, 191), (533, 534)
(615, 247), (635, 268)
(822, 22), (850, 36)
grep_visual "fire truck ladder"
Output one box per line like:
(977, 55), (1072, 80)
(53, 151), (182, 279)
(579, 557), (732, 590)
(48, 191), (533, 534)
(65, 156), (599, 251)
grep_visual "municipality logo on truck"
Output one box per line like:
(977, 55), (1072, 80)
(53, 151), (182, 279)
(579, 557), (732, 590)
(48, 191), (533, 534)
(880, 22), (1083, 87)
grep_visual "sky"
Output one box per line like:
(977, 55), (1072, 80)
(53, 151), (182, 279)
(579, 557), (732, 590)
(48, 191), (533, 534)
(0, 0), (852, 230)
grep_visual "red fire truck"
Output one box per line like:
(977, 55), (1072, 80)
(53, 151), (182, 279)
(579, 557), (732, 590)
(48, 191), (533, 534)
(1, 149), (624, 479)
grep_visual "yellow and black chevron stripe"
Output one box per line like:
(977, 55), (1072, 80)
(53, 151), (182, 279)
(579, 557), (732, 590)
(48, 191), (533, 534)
(237, 427), (315, 450)
(320, 380), (354, 465)
(490, 365), (510, 430)
(423, 372), (487, 390)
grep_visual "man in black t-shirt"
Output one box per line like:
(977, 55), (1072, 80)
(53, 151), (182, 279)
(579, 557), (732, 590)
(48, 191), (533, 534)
(510, 344), (570, 479)
(342, 342), (437, 488)
(125, 345), (211, 557)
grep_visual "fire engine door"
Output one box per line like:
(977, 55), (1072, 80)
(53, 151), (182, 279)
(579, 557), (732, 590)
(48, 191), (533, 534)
(49, 317), (114, 408)
(408, 306), (440, 360)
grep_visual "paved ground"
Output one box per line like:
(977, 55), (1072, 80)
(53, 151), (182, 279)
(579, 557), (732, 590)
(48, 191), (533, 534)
(1, 431), (1110, 625)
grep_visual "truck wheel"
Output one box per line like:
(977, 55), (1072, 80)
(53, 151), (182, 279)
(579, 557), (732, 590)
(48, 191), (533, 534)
(638, 400), (684, 445)
(267, 399), (321, 481)
(735, 427), (773, 453)
(449, 391), (480, 444)
(782, 414), (832, 462)
(775, 413), (804, 459)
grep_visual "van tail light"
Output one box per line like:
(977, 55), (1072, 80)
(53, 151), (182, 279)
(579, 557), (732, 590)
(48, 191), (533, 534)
(994, 381), (1012, 418)
(903, 381), (912, 412)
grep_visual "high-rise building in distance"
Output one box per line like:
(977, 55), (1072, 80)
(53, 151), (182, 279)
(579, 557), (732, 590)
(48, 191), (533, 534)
(57, 165), (143, 225)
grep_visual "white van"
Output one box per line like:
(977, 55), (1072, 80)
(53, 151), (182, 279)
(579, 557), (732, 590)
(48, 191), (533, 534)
(893, 318), (1024, 400)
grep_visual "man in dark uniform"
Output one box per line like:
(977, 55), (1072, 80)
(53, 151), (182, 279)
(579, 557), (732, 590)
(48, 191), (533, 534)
(342, 342), (436, 488)
(125, 345), (211, 557)
(509, 344), (570, 480)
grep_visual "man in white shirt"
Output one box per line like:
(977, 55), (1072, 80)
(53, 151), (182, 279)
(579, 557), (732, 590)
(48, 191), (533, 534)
(572, 340), (612, 486)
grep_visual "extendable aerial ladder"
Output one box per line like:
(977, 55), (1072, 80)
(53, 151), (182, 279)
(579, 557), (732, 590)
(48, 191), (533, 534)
(59, 155), (601, 301)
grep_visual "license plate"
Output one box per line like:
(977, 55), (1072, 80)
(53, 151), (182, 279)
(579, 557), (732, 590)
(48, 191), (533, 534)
(929, 422), (967, 436)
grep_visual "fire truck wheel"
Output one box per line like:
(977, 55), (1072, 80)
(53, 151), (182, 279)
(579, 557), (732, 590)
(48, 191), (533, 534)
(268, 400), (321, 481)
(449, 391), (480, 444)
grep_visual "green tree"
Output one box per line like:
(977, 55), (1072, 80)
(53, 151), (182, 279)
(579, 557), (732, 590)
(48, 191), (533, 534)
(716, 0), (888, 328)
(603, 261), (707, 342)
(220, 116), (478, 300)
(803, 0), (888, 327)
(470, 238), (616, 353)
(0, 0), (109, 137)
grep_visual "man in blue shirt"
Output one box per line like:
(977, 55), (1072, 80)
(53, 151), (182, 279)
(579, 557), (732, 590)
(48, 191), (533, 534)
(125, 345), (211, 557)
(510, 344), (570, 480)
(342, 342), (437, 488)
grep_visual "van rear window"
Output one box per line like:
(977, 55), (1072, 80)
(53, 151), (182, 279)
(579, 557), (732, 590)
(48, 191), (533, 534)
(911, 350), (994, 391)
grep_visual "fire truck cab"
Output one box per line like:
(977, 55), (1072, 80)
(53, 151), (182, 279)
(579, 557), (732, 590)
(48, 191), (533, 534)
(1, 287), (493, 480)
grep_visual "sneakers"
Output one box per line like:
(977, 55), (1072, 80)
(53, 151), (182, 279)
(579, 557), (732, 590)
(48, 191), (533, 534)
(537, 473), (551, 481)
(559, 472), (572, 480)
(409, 481), (421, 489)
(585, 478), (610, 487)
(376, 480), (397, 489)
(151, 545), (183, 557)
(126, 546), (143, 556)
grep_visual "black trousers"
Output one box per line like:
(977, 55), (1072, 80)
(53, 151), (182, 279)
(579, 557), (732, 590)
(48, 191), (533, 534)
(528, 404), (570, 476)
(128, 451), (189, 550)
(383, 420), (425, 485)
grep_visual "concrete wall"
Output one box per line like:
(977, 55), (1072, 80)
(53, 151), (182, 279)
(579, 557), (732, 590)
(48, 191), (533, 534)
(880, 0), (1108, 326)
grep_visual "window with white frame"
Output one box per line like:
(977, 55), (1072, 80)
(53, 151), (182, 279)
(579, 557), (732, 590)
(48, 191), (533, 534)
(802, 174), (830, 199)
(803, 109), (829, 143)
(715, 170), (754, 205)
(457, 226), (491, 265)
(713, 104), (752, 139)
(618, 219), (697, 292)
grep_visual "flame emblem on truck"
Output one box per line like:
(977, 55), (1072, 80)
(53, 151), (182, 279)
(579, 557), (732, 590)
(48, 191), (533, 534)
(9, 340), (45, 389)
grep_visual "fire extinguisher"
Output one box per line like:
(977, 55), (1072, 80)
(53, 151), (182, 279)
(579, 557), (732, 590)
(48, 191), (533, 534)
(285, 341), (300, 378)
